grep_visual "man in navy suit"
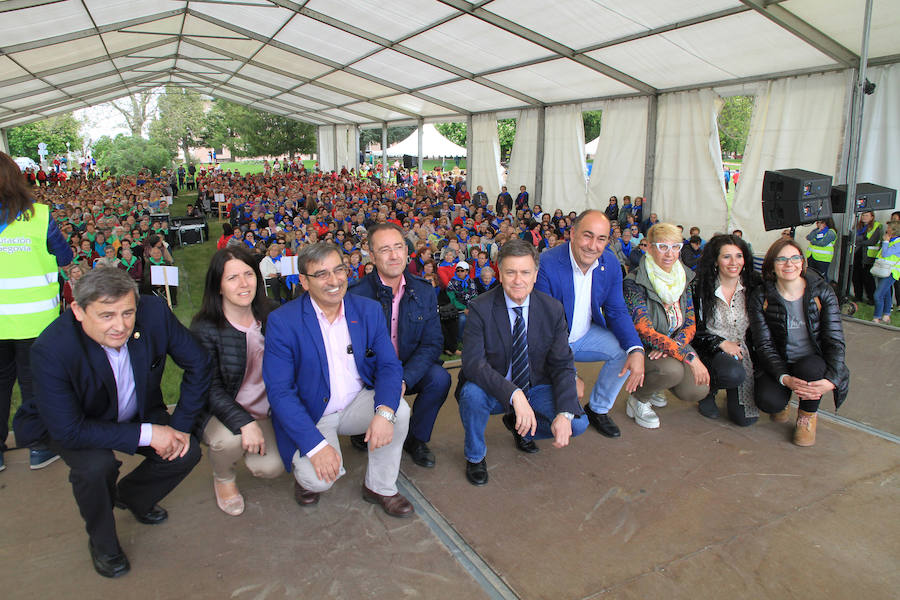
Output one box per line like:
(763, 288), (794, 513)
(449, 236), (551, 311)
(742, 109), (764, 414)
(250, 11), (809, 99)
(535, 210), (645, 438)
(458, 239), (589, 486)
(263, 242), (414, 517)
(15, 267), (210, 578)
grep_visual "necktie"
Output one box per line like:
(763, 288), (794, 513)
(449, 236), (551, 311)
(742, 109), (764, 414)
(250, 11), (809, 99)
(511, 307), (530, 394)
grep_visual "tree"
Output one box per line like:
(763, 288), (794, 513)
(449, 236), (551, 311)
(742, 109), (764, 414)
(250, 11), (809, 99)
(92, 134), (173, 176)
(498, 118), (516, 161)
(110, 91), (156, 137)
(583, 110), (602, 143)
(435, 122), (467, 147)
(718, 95), (753, 156)
(148, 86), (206, 163)
(359, 126), (416, 149)
(7, 113), (83, 162)
(205, 101), (315, 159)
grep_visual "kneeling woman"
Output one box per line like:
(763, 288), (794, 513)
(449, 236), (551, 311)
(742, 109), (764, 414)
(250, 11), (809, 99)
(191, 246), (283, 515)
(623, 223), (710, 429)
(748, 238), (850, 446)
(692, 234), (761, 426)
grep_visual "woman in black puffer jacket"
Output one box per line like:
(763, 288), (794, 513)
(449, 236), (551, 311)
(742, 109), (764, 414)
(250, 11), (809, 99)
(191, 246), (280, 516)
(748, 238), (849, 447)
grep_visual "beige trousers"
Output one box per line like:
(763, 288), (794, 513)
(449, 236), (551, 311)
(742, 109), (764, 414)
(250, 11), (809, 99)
(202, 415), (283, 482)
(634, 356), (709, 404)
(291, 389), (410, 497)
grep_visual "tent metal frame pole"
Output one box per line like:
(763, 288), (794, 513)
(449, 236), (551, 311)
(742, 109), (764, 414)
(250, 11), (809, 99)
(534, 107), (545, 209)
(353, 124), (360, 174)
(839, 0), (874, 299)
(466, 114), (473, 184)
(0, 128), (9, 154)
(381, 122), (388, 181)
(643, 95), (659, 213)
(315, 125), (320, 171)
(417, 117), (424, 180)
(332, 124), (338, 172)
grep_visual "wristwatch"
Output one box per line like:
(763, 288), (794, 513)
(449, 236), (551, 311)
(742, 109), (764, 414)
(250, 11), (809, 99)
(559, 412), (575, 421)
(375, 407), (396, 424)
(684, 352), (696, 363)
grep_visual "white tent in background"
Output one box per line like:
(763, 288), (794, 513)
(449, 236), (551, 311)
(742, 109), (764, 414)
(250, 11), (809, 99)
(377, 124), (467, 158)
(585, 137), (599, 155)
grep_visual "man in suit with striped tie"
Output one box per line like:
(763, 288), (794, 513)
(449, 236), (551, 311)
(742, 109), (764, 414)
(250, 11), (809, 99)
(456, 239), (589, 486)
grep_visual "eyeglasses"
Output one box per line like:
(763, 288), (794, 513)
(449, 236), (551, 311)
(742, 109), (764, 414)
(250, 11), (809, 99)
(653, 242), (683, 253)
(303, 265), (350, 280)
(774, 255), (803, 265)
(375, 243), (407, 257)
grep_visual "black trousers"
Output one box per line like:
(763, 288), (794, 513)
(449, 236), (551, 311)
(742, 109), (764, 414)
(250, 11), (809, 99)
(754, 354), (826, 415)
(703, 351), (756, 426)
(0, 338), (35, 451)
(54, 436), (201, 554)
(440, 316), (459, 354)
(852, 251), (875, 302)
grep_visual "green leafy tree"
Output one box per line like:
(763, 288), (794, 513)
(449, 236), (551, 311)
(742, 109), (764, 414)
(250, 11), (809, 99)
(7, 113), (83, 162)
(359, 125), (416, 149)
(202, 100), (316, 159)
(583, 110), (602, 143)
(148, 86), (206, 163)
(435, 120), (517, 159)
(718, 95), (753, 156)
(498, 118), (516, 161)
(435, 122), (467, 147)
(92, 134), (173, 176)
(110, 91), (156, 137)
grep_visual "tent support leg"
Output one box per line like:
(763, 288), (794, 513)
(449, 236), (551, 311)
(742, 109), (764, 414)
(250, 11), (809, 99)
(643, 94), (658, 214)
(466, 114), (473, 183)
(0, 128), (8, 154)
(382, 122), (388, 180)
(417, 117), (424, 180)
(332, 125), (338, 171)
(534, 106), (545, 209)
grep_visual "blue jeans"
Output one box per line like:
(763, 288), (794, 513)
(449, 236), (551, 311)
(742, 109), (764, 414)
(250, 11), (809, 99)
(406, 362), (451, 442)
(569, 325), (628, 414)
(458, 382), (589, 463)
(873, 276), (895, 318)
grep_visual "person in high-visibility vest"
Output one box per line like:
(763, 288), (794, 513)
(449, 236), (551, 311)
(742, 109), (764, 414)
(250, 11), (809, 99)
(804, 218), (836, 280)
(872, 221), (900, 324)
(853, 211), (883, 303)
(0, 151), (73, 473)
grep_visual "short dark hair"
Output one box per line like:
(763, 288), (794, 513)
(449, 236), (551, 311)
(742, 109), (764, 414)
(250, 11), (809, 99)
(367, 222), (404, 242)
(761, 238), (806, 282)
(73, 266), (139, 308)
(497, 238), (538, 268)
(297, 242), (341, 274)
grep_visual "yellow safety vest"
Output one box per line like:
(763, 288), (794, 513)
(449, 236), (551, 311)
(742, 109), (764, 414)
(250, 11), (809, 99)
(875, 238), (900, 280)
(805, 229), (835, 263)
(0, 204), (61, 339)
(866, 222), (882, 258)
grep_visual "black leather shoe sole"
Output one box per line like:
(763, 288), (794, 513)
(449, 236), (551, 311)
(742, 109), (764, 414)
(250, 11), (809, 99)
(466, 459), (488, 486)
(114, 499), (168, 525)
(404, 439), (436, 468)
(502, 412), (540, 453)
(89, 541), (130, 578)
(584, 405), (621, 438)
(349, 434), (367, 452)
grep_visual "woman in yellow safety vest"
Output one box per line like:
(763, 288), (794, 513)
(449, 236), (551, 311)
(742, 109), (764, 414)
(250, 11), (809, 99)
(0, 151), (73, 472)
(805, 218), (836, 280)
(872, 220), (900, 324)
(853, 211), (883, 303)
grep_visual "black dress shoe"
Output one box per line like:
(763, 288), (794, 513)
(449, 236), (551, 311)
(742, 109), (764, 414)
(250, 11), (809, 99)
(465, 459), (488, 486)
(89, 541), (130, 578)
(502, 413), (539, 453)
(584, 404), (621, 438)
(403, 436), (436, 468)
(114, 499), (168, 525)
(698, 394), (720, 419)
(349, 434), (367, 452)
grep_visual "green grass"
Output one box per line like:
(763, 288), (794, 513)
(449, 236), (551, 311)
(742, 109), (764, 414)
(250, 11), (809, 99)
(846, 300), (900, 326)
(212, 160), (317, 175)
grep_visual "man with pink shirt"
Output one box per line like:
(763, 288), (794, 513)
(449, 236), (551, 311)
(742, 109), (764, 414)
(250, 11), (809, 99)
(263, 242), (414, 517)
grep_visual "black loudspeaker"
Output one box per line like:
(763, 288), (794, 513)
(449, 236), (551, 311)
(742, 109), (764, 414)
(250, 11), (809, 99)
(830, 183), (897, 213)
(178, 227), (203, 246)
(761, 169), (833, 231)
(170, 216), (206, 228)
(402, 154), (417, 169)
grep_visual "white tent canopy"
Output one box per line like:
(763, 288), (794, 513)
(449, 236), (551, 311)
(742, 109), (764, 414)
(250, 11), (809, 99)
(375, 124), (466, 157)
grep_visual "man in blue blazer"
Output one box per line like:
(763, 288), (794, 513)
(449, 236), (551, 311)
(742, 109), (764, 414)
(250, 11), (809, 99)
(263, 242), (414, 517)
(458, 239), (589, 486)
(535, 210), (645, 438)
(15, 268), (210, 578)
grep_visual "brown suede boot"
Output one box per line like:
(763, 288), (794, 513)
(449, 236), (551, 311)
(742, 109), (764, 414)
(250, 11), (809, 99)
(793, 410), (817, 446)
(771, 406), (791, 423)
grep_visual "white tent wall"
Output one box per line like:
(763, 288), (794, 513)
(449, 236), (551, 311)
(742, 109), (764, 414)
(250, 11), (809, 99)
(318, 126), (336, 173)
(469, 113), (503, 202)
(335, 124), (357, 170)
(652, 89), (727, 238)
(857, 63), (900, 223)
(587, 97), (650, 208)
(506, 109), (539, 203)
(541, 104), (587, 216)
(730, 71), (851, 252)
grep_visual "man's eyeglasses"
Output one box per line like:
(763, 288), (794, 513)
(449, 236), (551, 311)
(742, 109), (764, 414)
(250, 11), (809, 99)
(774, 255), (803, 265)
(303, 265), (350, 280)
(374, 243), (407, 257)
(653, 242), (683, 253)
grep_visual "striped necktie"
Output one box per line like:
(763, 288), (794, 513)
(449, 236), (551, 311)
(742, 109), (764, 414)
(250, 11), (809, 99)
(511, 306), (530, 394)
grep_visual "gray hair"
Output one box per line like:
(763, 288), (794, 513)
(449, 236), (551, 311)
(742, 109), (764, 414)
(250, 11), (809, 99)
(497, 238), (539, 268)
(297, 242), (342, 274)
(73, 266), (139, 308)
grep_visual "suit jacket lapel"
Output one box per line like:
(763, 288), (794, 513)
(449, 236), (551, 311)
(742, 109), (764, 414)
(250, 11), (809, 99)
(80, 328), (118, 418)
(127, 325), (148, 419)
(560, 243), (577, 324)
(302, 296), (330, 390)
(345, 297), (368, 380)
(492, 290), (512, 369)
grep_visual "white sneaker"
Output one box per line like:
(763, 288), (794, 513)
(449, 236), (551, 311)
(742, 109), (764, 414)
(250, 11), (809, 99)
(649, 391), (667, 408)
(626, 395), (660, 429)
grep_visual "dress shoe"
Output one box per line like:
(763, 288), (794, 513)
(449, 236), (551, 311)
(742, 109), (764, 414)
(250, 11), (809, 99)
(465, 459), (489, 486)
(349, 434), (367, 452)
(583, 404), (621, 438)
(362, 485), (414, 518)
(698, 394), (720, 419)
(502, 413), (539, 453)
(293, 481), (320, 506)
(89, 541), (130, 578)
(114, 499), (168, 524)
(403, 436), (436, 468)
